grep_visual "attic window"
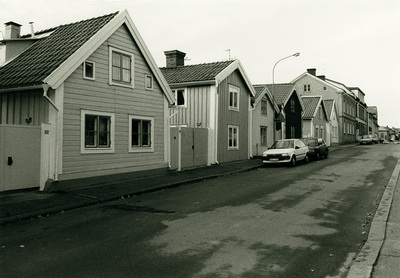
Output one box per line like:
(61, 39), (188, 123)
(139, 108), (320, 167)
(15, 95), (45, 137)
(83, 61), (95, 80)
(109, 46), (134, 88)
(229, 85), (240, 111)
(145, 74), (153, 90)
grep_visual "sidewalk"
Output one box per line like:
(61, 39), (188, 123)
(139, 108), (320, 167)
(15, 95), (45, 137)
(347, 153), (400, 278)
(0, 143), (357, 226)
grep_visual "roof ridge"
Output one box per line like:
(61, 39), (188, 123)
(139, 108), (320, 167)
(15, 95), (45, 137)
(21, 11), (119, 38)
(160, 59), (234, 69)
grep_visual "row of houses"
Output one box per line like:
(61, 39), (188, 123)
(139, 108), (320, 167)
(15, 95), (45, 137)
(0, 11), (380, 192)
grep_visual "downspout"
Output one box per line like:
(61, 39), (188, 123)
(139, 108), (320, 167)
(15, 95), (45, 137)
(42, 83), (59, 181)
(214, 85), (219, 164)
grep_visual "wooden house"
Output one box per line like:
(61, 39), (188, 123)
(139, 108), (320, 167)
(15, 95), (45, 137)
(0, 11), (174, 191)
(301, 96), (329, 140)
(160, 51), (255, 167)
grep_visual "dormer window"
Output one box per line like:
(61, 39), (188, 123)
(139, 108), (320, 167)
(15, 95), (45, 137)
(83, 61), (95, 80)
(109, 46), (134, 88)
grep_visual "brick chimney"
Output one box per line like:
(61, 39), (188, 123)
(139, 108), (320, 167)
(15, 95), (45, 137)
(164, 50), (186, 68)
(317, 75), (325, 81)
(307, 68), (316, 76)
(4, 21), (22, 39)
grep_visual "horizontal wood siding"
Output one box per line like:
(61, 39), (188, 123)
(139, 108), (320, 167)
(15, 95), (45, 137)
(62, 24), (167, 178)
(217, 70), (250, 163)
(0, 89), (49, 125)
(169, 86), (210, 128)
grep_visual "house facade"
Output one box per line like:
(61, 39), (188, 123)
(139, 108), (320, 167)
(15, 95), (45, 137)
(301, 96), (329, 141)
(265, 83), (303, 140)
(160, 51), (255, 166)
(292, 69), (357, 144)
(323, 99), (339, 145)
(252, 84), (279, 156)
(0, 11), (174, 191)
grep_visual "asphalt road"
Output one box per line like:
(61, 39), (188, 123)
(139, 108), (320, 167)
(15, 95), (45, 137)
(1, 144), (399, 278)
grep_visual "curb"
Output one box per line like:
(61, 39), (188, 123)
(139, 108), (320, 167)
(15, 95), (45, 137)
(346, 155), (400, 277)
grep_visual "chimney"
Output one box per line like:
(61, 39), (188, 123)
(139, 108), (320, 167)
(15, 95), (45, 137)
(307, 68), (316, 76)
(317, 75), (325, 81)
(29, 22), (35, 38)
(164, 50), (186, 68)
(4, 21), (22, 39)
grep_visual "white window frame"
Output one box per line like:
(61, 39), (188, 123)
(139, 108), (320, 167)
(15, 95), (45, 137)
(172, 88), (187, 107)
(129, 115), (154, 153)
(145, 74), (153, 90)
(229, 85), (240, 111)
(228, 125), (239, 150)
(83, 60), (95, 80)
(81, 110), (115, 154)
(109, 46), (134, 88)
(261, 99), (268, 116)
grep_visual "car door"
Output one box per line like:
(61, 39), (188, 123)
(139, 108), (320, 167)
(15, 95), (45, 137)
(294, 140), (307, 160)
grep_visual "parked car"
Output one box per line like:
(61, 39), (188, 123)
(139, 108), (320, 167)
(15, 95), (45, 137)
(262, 139), (309, 166)
(371, 134), (379, 144)
(359, 135), (373, 145)
(302, 138), (329, 160)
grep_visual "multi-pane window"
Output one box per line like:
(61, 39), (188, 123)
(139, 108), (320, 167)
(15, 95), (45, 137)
(81, 110), (114, 153)
(228, 125), (239, 149)
(260, 127), (268, 146)
(290, 99), (295, 113)
(304, 84), (311, 92)
(229, 85), (239, 111)
(129, 116), (154, 152)
(261, 99), (268, 115)
(173, 89), (186, 107)
(109, 47), (133, 87)
(83, 61), (95, 80)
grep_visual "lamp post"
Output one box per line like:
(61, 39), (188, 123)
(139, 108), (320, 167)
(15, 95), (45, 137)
(271, 52), (300, 141)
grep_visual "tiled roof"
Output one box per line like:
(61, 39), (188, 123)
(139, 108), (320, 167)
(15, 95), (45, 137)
(302, 96), (321, 118)
(160, 60), (235, 84)
(265, 83), (295, 106)
(253, 84), (267, 99)
(0, 12), (118, 89)
(323, 99), (334, 117)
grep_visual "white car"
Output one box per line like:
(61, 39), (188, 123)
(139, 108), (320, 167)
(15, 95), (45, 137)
(262, 139), (309, 166)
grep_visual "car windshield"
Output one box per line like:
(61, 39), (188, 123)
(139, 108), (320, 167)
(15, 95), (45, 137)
(271, 140), (294, 149)
(361, 135), (372, 139)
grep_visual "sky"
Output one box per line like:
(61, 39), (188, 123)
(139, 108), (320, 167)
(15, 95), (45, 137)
(1, 0), (399, 127)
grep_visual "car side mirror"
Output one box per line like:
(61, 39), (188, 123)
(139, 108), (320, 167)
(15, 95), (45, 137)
(295, 146), (300, 149)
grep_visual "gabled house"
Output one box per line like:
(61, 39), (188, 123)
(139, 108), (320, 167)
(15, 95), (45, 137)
(0, 10), (174, 192)
(265, 83), (304, 139)
(252, 84), (280, 156)
(160, 50), (255, 166)
(323, 99), (339, 145)
(291, 69), (357, 144)
(301, 96), (329, 141)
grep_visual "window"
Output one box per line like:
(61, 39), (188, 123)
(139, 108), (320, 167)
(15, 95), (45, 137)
(260, 126), (268, 146)
(83, 61), (95, 80)
(228, 125), (239, 149)
(172, 89), (186, 107)
(304, 85), (307, 91)
(129, 115), (154, 152)
(145, 74), (153, 90)
(81, 110), (114, 154)
(229, 85), (239, 111)
(308, 85), (311, 91)
(304, 84), (311, 92)
(261, 99), (268, 115)
(290, 99), (295, 113)
(109, 47), (134, 87)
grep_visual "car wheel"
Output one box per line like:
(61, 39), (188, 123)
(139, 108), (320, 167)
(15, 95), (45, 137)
(290, 156), (296, 166)
(304, 154), (309, 163)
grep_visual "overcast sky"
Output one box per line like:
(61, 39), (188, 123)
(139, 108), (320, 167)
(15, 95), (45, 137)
(1, 0), (399, 127)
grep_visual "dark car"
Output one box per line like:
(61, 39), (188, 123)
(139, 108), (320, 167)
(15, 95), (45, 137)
(301, 138), (329, 160)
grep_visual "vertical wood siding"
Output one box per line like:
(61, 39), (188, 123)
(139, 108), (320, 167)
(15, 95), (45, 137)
(61, 24), (168, 178)
(169, 86), (210, 127)
(217, 70), (250, 163)
(0, 89), (49, 125)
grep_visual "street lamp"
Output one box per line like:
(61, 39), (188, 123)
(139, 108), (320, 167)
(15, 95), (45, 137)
(271, 52), (300, 141)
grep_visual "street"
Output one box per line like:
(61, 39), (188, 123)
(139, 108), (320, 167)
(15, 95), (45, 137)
(1, 144), (399, 278)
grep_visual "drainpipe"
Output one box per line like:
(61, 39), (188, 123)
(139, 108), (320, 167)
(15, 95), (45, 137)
(42, 83), (59, 182)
